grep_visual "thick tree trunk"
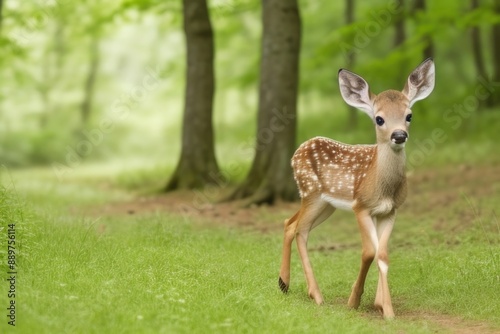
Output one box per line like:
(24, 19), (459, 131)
(226, 0), (301, 205)
(166, 0), (221, 191)
(345, 0), (357, 129)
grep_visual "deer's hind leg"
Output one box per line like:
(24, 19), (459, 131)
(279, 210), (300, 293)
(279, 198), (334, 301)
(294, 198), (335, 304)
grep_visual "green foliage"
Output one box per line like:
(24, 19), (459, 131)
(0, 0), (499, 172)
(115, 164), (171, 192)
(0, 129), (69, 167)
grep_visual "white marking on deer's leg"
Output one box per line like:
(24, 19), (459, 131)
(377, 260), (388, 274)
(348, 210), (376, 309)
(375, 271), (384, 311)
(374, 214), (396, 319)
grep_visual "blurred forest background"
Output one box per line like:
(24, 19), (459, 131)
(0, 0), (499, 201)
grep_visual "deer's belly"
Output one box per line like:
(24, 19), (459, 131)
(320, 193), (354, 211)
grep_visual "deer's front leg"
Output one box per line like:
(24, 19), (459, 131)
(374, 212), (396, 319)
(348, 209), (377, 309)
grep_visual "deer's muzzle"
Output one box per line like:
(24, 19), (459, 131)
(391, 130), (408, 145)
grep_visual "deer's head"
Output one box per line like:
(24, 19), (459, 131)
(338, 58), (435, 151)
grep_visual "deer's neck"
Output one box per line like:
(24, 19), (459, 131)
(375, 144), (406, 185)
(358, 144), (407, 215)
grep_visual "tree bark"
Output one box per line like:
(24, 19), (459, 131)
(470, 0), (488, 80)
(470, 0), (493, 108)
(226, 0), (301, 205)
(0, 0), (4, 32)
(345, 0), (358, 129)
(393, 0), (407, 83)
(413, 0), (433, 59)
(492, 0), (500, 105)
(394, 0), (406, 47)
(166, 0), (221, 191)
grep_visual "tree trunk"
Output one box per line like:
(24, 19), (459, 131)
(0, 0), (3, 119)
(413, 0), (433, 59)
(470, 0), (488, 80)
(470, 0), (492, 108)
(345, 0), (358, 129)
(80, 35), (99, 124)
(166, 0), (221, 191)
(0, 0), (3, 32)
(394, 0), (406, 47)
(226, 0), (301, 205)
(393, 0), (407, 83)
(492, 0), (500, 106)
(38, 50), (52, 127)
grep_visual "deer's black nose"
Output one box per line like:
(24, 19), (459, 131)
(391, 130), (408, 144)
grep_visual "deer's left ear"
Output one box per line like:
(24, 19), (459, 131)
(403, 58), (435, 107)
(338, 69), (374, 119)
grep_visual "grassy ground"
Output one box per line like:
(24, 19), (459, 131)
(0, 158), (499, 333)
(0, 103), (499, 333)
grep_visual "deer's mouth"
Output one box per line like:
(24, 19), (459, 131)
(390, 141), (406, 151)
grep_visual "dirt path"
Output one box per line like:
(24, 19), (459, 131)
(401, 312), (500, 334)
(91, 187), (299, 233)
(92, 162), (500, 234)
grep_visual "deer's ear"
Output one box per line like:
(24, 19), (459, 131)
(403, 58), (435, 107)
(338, 69), (374, 119)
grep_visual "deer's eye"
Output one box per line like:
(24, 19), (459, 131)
(375, 116), (385, 126)
(406, 114), (412, 122)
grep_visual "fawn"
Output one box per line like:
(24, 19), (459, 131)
(278, 58), (435, 319)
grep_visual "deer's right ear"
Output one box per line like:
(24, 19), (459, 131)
(403, 58), (435, 107)
(338, 69), (374, 119)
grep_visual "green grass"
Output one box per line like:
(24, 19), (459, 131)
(1, 102), (499, 333)
(0, 170), (499, 333)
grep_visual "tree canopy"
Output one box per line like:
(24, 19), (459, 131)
(0, 0), (498, 185)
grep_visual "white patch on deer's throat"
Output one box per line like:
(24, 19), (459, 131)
(320, 194), (353, 211)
